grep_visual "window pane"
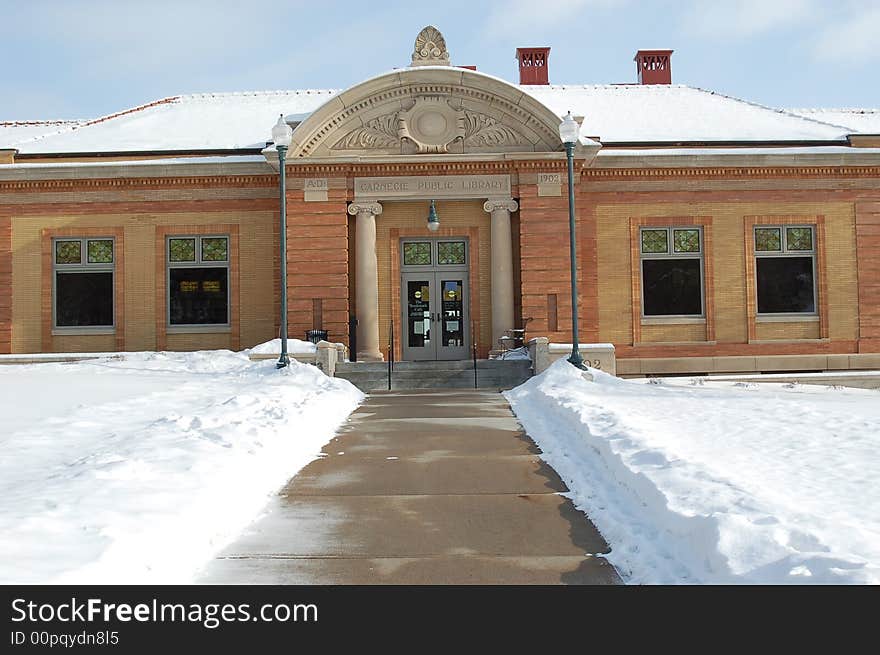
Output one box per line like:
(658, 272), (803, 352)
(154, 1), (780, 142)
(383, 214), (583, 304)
(786, 227), (813, 251)
(642, 258), (702, 316)
(55, 240), (81, 265)
(201, 237), (228, 262)
(755, 228), (781, 252)
(55, 272), (113, 326)
(440, 278), (464, 347)
(87, 239), (113, 264)
(406, 280), (431, 349)
(169, 238), (196, 262)
(403, 242), (431, 266)
(169, 267), (228, 325)
(641, 229), (668, 254)
(757, 257), (815, 313)
(437, 241), (466, 265)
(673, 229), (700, 253)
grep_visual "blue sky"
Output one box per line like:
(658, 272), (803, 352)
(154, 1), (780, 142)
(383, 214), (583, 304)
(2, 0), (878, 120)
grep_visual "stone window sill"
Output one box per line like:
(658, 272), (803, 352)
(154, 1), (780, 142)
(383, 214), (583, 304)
(634, 341), (717, 347)
(641, 317), (706, 325)
(52, 328), (115, 336)
(748, 338), (830, 345)
(756, 315), (820, 323)
(166, 326), (231, 334)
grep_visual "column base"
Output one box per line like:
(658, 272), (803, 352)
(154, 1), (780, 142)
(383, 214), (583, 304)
(356, 351), (385, 363)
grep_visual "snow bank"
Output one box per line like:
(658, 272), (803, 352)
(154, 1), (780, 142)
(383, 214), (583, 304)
(245, 338), (317, 355)
(505, 360), (880, 584)
(0, 350), (362, 584)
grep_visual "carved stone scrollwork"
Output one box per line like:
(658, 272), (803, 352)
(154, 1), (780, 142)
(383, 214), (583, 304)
(347, 201), (383, 217)
(410, 26), (450, 67)
(332, 104), (534, 154)
(483, 198), (519, 214)
(334, 115), (400, 150)
(464, 113), (530, 148)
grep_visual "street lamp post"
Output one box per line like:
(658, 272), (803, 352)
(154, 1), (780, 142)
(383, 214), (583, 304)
(272, 114), (293, 369)
(559, 112), (587, 370)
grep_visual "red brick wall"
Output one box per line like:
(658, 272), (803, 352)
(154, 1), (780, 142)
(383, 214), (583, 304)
(0, 216), (11, 354)
(285, 189), (349, 344)
(518, 183), (582, 344)
(856, 201), (880, 352)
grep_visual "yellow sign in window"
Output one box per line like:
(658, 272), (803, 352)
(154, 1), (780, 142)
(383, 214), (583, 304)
(202, 280), (221, 293)
(180, 280), (198, 293)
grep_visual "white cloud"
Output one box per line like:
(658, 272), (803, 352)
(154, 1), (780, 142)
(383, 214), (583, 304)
(681, 0), (819, 39)
(813, 5), (880, 63)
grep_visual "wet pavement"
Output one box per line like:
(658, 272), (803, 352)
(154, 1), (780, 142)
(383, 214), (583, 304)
(198, 390), (620, 584)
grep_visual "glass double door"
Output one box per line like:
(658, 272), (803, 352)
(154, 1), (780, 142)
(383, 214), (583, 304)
(402, 270), (469, 361)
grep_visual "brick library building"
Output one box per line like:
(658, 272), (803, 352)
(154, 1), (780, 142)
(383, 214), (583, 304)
(1, 27), (879, 377)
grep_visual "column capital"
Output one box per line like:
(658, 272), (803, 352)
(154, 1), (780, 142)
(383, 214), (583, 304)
(348, 201), (383, 216)
(483, 197), (518, 214)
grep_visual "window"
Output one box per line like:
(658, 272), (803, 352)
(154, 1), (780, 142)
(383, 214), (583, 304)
(437, 241), (466, 265)
(754, 226), (816, 315)
(53, 238), (115, 328)
(167, 235), (229, 326)
(639, 227), (703, 317)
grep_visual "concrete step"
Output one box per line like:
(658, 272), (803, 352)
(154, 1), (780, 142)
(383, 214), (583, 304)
(337, 359), (531, 373)
(335, 359), (532, 391)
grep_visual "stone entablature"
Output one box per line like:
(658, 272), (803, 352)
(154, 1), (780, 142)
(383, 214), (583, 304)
(354, 174), (511, 200)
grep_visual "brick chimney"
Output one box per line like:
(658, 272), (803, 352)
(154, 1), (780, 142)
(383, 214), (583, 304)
(634, 49), (673, 85)
(516, 47), (550, 85)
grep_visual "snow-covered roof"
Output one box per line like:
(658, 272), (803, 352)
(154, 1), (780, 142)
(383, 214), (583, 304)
(6, 81), (859, 155)
(523, 85), (851, 143)
(785, 108), (880, 135)
(10, 91), (337, 154)
(0, 120), (85, 148)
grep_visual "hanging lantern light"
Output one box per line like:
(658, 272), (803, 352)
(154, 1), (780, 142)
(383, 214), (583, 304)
(427, 199), (440, 232)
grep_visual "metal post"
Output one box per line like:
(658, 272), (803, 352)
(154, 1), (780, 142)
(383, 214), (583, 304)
(565, 142), (586, 370)
(472, 321), (478, 389)
(276, 145), (290, 369)
(388, 319), (393, 391)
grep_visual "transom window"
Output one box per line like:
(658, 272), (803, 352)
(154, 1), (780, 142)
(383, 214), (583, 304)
(401, 240), (467, 269)
(167, 235), (229, 326)
(754, 225), (816, 315)
(639, 227), (704, 317)
(53, 238), (115, 328)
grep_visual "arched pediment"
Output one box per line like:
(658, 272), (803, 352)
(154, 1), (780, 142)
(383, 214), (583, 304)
(287, 67), (565, 158)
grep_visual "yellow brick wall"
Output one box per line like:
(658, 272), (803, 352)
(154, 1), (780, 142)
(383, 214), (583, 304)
(640, 323), (706, 343)
(376, 199), (491, 354)
(755, 321), (821, 340)
(52, 334), (117, 353)
(12, 211), (275, 353)
(166, 333), (236, 351)
(595, 201), (858, 345)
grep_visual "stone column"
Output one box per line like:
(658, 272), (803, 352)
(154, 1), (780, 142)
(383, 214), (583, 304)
(348, 201), (384, 362)
(484, 198), (518, 351)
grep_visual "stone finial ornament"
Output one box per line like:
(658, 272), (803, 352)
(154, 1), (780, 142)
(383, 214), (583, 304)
(411, 26), (450, 67)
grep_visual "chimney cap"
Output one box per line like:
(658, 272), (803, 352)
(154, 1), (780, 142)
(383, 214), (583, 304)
(634, 48), (674, 59)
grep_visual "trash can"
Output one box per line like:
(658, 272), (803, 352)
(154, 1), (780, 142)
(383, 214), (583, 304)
(306, 329), (328, 344)
(509, 329), (526, 349)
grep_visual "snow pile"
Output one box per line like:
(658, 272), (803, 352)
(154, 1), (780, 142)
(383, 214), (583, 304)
(245, 338), (317, 355)
(506, 360), (880, 584)
(0, 350), (362, 584)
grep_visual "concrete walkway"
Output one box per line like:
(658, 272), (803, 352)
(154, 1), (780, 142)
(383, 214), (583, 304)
(199, 391), (620, 584)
